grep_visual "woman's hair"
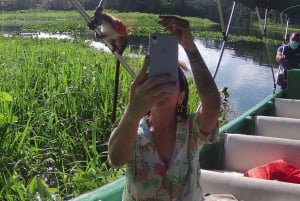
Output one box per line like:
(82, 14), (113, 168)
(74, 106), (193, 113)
(176, 67), (189, 118)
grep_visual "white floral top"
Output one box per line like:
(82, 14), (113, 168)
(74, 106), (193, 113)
(122, 115), (214, 201)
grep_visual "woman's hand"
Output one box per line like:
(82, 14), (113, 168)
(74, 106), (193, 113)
(158, 15), (196, 51)
(159, 16), (220, 137)
(126, 56), (176, 120)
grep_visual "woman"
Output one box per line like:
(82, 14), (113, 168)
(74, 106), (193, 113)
(108, 16), (220, 201)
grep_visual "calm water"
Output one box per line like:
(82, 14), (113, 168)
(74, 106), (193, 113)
(127, 35), (279, 120)
(192, 38), (278, 120)
(1, 30), (280, 120)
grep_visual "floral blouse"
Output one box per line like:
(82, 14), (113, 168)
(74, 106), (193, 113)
(122, 115), (215, 201)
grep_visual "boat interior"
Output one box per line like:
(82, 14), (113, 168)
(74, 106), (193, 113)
(200, 69), (300, 201)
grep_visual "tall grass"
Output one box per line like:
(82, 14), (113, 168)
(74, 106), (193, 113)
(0, 35), (146, 200)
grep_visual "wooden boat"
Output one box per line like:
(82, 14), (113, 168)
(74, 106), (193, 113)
(70, 0), (300, 200)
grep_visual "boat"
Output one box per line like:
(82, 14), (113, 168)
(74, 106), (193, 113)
(70, 0), (300, 200)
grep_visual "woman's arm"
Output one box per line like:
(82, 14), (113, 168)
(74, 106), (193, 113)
(108, 108), (141, 167)
(108, 57), (176, 167)
(158, 16), (220, 136)
(185, 46), (220, 135)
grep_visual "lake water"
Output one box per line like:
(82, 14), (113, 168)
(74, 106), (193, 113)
(126, 35), (279, 120)
(1, 30), (280, 120)
(191, 38), (278, 120)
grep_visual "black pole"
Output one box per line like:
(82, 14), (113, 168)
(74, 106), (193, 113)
(213, 0), (236, 80)
(112, 62), (120, 123)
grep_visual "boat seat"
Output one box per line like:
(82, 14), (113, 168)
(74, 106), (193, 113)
(222, 133), (300, 173)
(255, 116), (300, 140)
(201, 169), (300, 201)
(200, 133), (300, 201)
(275, 98), (300, 119)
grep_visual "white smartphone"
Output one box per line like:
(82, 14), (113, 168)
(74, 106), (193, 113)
(148, 33), (179, 92)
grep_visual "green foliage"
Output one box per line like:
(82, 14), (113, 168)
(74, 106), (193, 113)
(1, 9), (297, 44)
(0, 10), (218, 36)
(0, 35), (138, 200)
(0, 91), (18, 125)
(0, 0), (236, 23)
(218, 87), (233, 126)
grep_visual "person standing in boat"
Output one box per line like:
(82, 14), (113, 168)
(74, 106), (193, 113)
(275, 32), (300, 87)
(108, 16), (220, 201)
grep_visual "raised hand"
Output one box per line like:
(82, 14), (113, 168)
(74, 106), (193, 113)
(127, 56), (176, 120)
(158, 15), (196, 51)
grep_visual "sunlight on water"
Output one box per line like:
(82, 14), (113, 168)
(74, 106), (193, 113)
(89, 40), (111, 52)
(193, 39), (276, 120)
(19, 32), (74, 40)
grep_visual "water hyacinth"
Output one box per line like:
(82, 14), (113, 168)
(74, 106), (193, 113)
(0, 35), (142, 200)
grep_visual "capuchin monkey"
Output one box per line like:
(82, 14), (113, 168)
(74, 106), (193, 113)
(95, 13), (128, 55)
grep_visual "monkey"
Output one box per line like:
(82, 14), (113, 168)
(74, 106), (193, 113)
(93, 12), (129, 123)
(95, 13), (128, 55)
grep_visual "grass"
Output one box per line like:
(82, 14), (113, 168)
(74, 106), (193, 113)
(0, 35), (146, 200)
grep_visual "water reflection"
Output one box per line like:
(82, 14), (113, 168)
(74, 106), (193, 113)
(1, 30), (280, 120)
(22, 31), (74, 39)
(198, 39), (277, 120)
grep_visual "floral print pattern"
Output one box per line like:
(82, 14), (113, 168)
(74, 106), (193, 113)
(122, 115), (213, 201)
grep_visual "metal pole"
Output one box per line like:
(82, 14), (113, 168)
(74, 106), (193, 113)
(69, 0), (136, 78)
(284, 17), (290, 44)
(262, 8), (276, 91)
(255, 7), (264, 34)
(217, 0), (226, 35)
(213, 0), (236, 80)
(96, 0), (106, 9)
(263, 8), (268, 36)
(196, 0), (236, 112)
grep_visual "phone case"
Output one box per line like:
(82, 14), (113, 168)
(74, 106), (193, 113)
(148, 33), (179, 92)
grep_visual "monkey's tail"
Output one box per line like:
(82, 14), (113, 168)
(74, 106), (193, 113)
(111, 60), (120, 123)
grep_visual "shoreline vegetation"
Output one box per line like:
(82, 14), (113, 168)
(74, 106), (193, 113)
(2, 9), (299, 43)
(0, 9), (299, 200)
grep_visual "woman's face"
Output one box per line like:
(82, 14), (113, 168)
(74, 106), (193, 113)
(151, 67), (188, 115)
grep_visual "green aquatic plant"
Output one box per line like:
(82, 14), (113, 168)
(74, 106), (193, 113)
(0, 91), (18, 125)
(0, 35), (137, 200)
